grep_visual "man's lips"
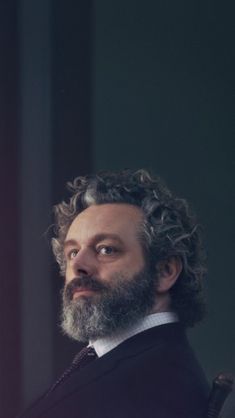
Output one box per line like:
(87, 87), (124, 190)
(72, 288), (98, 299)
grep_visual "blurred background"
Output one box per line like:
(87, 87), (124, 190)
(0, 0), (234, 417)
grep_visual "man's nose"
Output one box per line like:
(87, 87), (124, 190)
(71, 248), (97, 277)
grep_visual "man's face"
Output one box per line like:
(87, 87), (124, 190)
(61, 203), (157, 342)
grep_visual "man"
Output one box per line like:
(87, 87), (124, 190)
(20, 169), (209, 418)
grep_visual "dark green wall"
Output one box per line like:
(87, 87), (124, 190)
(92, 0), (235, 404)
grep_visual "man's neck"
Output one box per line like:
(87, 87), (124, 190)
(150, 293), (172, 314)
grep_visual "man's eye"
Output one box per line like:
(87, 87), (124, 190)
(67, 249), (78, 259)
(97, 246), (117, 256)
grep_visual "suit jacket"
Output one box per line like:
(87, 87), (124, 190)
(19, 323), (209, 418)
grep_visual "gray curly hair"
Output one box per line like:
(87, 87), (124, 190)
(52, 169), (206, 327)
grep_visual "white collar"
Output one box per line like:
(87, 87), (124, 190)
(89, 312), (178, 358)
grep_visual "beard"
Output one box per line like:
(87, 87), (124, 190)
(61, 266), (157, 342)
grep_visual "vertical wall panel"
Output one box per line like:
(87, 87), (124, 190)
(0, 2), (21, 417)
(19, 0), (53, 407)
(51, 0), (93, 376)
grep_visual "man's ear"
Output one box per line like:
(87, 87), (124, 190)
(156, 257), (182, 293)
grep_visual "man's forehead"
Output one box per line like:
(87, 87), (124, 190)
(65, 203), (144, 241)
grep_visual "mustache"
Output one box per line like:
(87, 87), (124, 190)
(63, 276), (108, 301)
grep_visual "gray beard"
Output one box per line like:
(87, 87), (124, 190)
(61, 267), (157, 342)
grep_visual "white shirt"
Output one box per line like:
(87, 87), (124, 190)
(90, 312), (178, 358)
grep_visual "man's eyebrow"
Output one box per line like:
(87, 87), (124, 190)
(92, 233), (123, 244)
(63, 239), (78, 249)
(63, 234), (123, 249)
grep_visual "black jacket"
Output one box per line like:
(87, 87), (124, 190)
(19, 323), (209, 418)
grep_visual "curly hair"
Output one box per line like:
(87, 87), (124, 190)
(52, 169), (207, 327)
